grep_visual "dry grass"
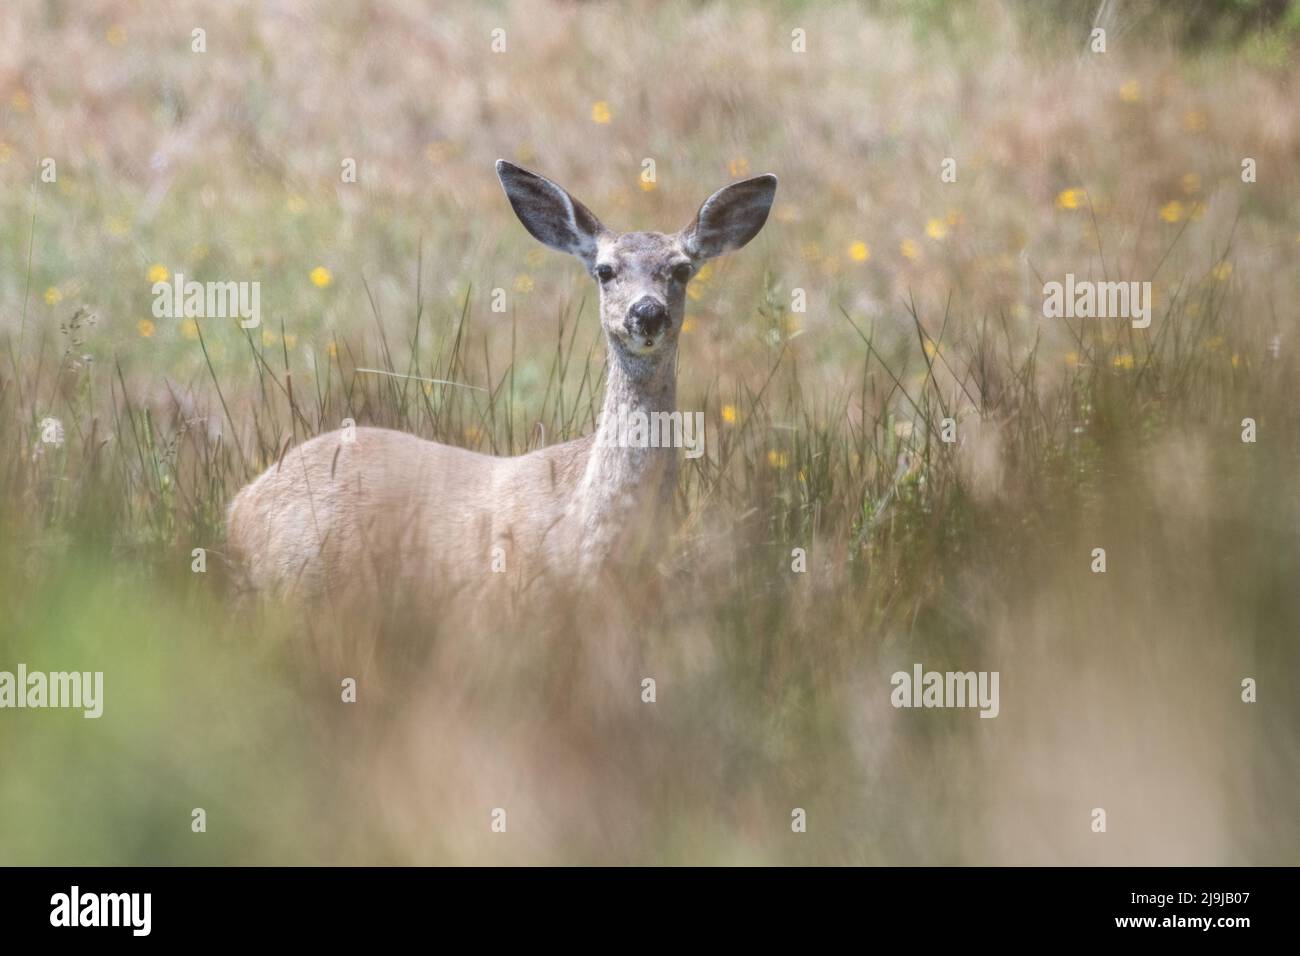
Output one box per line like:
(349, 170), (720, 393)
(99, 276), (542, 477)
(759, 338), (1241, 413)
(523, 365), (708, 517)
(1, 0), (1298, 864)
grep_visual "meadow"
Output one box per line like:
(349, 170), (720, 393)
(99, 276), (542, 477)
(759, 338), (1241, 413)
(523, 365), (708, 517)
(1, 0), (1298, 864)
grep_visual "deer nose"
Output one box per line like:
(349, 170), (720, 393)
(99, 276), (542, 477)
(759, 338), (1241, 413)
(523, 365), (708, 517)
(627, 297), (668, 338)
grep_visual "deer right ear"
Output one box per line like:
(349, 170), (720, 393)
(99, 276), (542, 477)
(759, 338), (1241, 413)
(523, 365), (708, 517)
(496, 160), (604, 270)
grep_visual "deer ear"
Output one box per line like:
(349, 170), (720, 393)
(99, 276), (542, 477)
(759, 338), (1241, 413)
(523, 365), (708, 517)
(681, 174), (777, 260)
(496, 160), (604, 269)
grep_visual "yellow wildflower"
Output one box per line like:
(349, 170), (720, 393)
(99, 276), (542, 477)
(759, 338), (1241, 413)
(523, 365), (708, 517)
(1056, 188), (1085, 211)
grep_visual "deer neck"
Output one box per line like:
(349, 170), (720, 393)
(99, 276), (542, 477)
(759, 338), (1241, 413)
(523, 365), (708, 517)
(573, 346), (678, 563)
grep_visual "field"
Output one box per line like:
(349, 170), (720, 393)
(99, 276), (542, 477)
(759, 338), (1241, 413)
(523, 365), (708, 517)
(1, 0), (1298, 864)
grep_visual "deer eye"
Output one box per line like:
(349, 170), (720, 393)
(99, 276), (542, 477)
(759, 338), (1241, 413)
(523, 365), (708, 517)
(671, 263), (693, 283)
(595, 264), (616, 283)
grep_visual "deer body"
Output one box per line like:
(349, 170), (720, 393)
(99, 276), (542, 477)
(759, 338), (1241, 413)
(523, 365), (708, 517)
(227, 161), (775, 602)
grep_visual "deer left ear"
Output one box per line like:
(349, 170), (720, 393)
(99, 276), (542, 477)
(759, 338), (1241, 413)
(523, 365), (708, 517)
(681, 174), (777, 260)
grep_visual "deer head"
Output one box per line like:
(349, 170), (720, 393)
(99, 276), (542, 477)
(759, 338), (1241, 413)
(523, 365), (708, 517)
(496, 160), (777, 377)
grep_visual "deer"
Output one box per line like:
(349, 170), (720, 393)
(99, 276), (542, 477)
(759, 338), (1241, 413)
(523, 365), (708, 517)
(226, 161), (777, 606)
